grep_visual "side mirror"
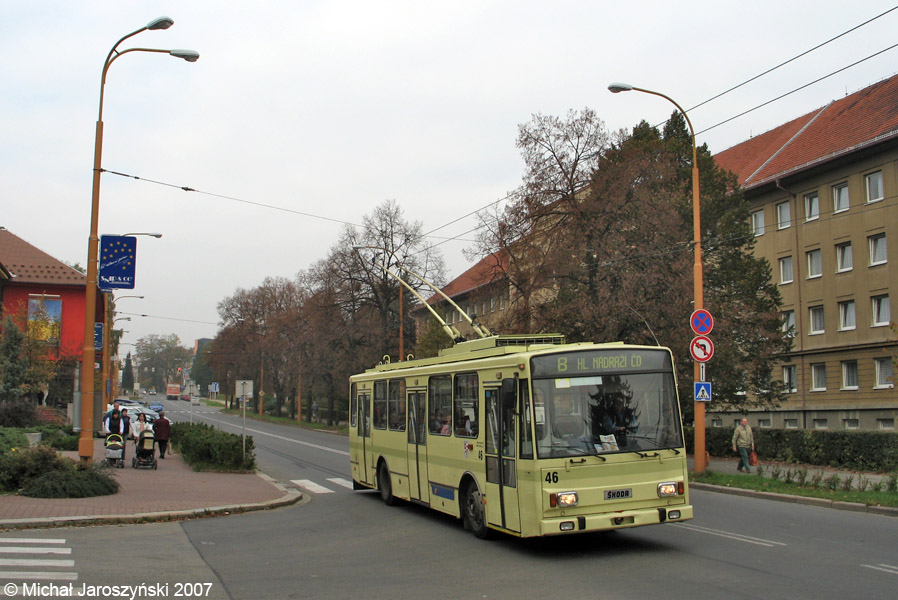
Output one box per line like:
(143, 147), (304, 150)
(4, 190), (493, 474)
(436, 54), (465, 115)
(500, 378), (517, 411)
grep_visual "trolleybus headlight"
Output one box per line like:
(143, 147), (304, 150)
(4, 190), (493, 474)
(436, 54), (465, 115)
(555, 491), (578, 507)
(657, 482), (678, 497)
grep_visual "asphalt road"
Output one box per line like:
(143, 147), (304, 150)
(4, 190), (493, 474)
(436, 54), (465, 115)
(3, 398), (896, 599)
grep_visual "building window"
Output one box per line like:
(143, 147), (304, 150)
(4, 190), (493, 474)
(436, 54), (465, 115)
(838, 300), (855, 331)
(869, 234), (887, 266)
(841, 361), (858, 389)
(836, 242), (853, 272)
(776, 201), (791, 229)
(874, 358), (894, 388)
(804, 192), (819, 221)
(806, 249), (822, 278)
(711, 418), (722, 428)
(811, 363), (827, 391)
(779, 256), (793, 284)
(878, 418), (895, 430)
(499, 296), (506, 310)
(490, 297), (496, 312)
(813, 418), (828, 429)
(866, 171), (883, 203)
(751, 210), (765, 236)
(843, 419), (859, 430)
(783, 365), (797, 392)
(784, 418), (799, 429)
(872, 295), (890, 326)
(809, 306), (825, 334)
(758, 419), (772, 428)
(832, 183), (849, 212)
(782, 310), (795, 337)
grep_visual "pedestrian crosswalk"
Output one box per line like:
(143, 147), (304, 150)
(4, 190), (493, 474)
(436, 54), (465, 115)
(291, 478), (355, 494)
(0, 537), (77, 582)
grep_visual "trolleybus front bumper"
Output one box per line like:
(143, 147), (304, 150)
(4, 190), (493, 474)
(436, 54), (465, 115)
(539, 504), (693, 536)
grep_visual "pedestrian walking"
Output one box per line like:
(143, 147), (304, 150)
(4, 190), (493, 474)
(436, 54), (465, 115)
(732, 418), (755, 473)
(312, 401), (319, 423)
(153, 410), (172, 459)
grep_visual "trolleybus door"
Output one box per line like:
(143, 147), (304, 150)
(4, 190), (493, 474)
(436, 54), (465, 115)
(406, 391), (430, 503)
(357, 392), (373, 486)
(483, 384), (521, 533)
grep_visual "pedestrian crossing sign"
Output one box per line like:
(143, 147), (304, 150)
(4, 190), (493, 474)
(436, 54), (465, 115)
(694, 381), (712, 402)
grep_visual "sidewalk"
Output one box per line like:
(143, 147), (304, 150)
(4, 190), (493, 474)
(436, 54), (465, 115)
(0, 438), (301, 529)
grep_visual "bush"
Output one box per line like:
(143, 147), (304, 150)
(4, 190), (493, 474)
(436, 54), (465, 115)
(0, 399), (38, 428)
(686, 426), (898, 472)
(20, 462), (118, 498)
(171, 422), (255, 471)
(0, 427), (29, 454)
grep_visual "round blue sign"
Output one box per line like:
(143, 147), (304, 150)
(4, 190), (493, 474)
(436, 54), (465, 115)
(690, 309), (714, 335)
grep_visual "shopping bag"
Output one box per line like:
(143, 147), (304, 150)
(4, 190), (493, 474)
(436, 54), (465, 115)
(749, 450), (758, 466)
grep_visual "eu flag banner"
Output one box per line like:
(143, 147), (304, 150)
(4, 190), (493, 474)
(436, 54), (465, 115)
(99, 235), (137, 290)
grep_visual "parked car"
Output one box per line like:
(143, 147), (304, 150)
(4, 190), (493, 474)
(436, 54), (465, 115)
(148, 402), (164, 412)
(180, 394), (190, 401)
(123, 405), (159, 424)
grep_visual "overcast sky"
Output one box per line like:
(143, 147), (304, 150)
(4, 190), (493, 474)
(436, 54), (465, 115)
(3, 1), (898, 351)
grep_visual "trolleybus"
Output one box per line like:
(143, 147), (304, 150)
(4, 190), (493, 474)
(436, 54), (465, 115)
(349, 333), (693, 538)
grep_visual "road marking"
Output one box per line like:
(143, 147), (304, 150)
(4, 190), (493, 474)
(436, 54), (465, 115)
(291, 479), (335, 494)
(0, 547), (71, 555)
(674, 523), (786, 547)
(327, 478), (355, 489)
(0, 570), (78, 581)
(0, 559), (75, 567)
(861, 563), (898, 575)
(0, 538), (65, 545)
(192, 415), (350, 457)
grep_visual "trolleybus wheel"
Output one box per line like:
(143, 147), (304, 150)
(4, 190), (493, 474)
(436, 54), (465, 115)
(378, 462), (396, 506)
(463, 481), (490, 539)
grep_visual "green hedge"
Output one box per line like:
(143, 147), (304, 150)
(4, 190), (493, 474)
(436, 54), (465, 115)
(171, 422), (255, 471)
(685, 427), (898, 472)
(0, 445), (118, 498)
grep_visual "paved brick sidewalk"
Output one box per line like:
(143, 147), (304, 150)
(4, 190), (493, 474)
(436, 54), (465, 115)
(0, 438), (298, 527)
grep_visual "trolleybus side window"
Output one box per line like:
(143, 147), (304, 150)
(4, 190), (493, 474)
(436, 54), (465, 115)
(388, 380), (406, 431)
(358, 392), (370, 438)
(454, 373), (478, 438)
(519, 380), (532, 459)
(373, 381), (387, 430)
(407, 391), (426, 445)
(429, 375), (452, 435)
(350, 384), (358, 427)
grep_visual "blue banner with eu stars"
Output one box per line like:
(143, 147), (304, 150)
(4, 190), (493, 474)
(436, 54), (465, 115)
(99, 235), (137, 290)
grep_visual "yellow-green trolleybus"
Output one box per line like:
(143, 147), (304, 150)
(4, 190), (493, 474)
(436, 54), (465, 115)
(349, 334), (693, 538)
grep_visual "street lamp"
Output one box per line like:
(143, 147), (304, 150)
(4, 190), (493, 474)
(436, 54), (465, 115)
(608, 82), (708, 473)
(79, 17), (199, 462)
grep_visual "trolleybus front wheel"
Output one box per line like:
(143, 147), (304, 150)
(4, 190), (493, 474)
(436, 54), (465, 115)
(463, 481), (490, 539)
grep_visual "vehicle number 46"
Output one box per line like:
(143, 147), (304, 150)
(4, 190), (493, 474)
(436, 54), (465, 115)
(545, 472), (559, 483)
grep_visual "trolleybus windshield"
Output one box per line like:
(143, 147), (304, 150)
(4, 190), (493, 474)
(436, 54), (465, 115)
(530, 350), (683, 458)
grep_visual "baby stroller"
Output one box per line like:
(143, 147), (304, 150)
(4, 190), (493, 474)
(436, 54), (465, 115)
(132, 429), (157, 470)
(104, 433), (125, 468)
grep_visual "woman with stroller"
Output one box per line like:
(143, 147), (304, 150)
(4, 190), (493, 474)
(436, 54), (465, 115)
(132, 413), (152, 441)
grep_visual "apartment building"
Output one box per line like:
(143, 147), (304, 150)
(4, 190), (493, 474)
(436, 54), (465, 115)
(713, 74), (898, 431)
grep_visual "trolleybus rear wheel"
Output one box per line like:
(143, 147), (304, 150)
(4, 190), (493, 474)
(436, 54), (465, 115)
(378, 462), (396, 506)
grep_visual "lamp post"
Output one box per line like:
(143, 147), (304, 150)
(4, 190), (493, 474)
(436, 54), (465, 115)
(79, 17), (198, 462)
(608, 82), (708, 473)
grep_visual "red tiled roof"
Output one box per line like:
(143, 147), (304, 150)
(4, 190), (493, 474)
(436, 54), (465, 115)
(714, 74), (898, 189)
(0, 229), (86, 286)
(426, 250), (509, 305)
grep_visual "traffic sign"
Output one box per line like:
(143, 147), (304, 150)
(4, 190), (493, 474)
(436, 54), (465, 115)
(690, 309), (714, 335)
(694, 381), (712, 402)
(690, 335), (715, 362)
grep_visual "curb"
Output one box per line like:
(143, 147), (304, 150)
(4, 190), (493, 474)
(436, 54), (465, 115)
(690, 482), (898, 518)
(0, 473), (303, 531)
